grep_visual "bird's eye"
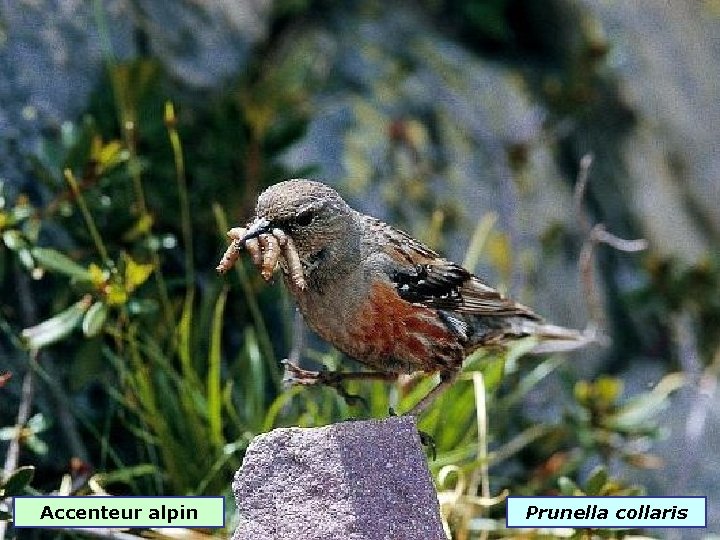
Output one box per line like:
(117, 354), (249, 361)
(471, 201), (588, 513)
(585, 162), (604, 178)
(296, 211), (315, 227)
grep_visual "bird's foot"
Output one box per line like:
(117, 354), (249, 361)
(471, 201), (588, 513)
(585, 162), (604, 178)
(281, 359), (322, 386)
(281, 360), (368, 409)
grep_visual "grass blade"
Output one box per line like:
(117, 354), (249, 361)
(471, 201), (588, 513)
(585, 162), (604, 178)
(208, 286), (229, 449)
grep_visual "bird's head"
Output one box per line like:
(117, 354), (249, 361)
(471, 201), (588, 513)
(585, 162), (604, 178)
(240, 179), (360, 276)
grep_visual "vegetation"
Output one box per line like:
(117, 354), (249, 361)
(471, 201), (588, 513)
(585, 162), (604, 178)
(2, 2), (716, 539)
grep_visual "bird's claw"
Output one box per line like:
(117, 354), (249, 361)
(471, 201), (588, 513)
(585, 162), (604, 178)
(281, 359), (321, 386)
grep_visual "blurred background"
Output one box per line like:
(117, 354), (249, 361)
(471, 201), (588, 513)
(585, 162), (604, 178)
(1, 1), (719, 538)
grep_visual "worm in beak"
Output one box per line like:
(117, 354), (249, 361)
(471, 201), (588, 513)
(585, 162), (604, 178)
(216, 219), (306, 291)
(258, 233), (281, 282)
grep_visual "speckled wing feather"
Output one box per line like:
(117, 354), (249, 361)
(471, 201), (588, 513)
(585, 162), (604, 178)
(365, 216), (539, 319)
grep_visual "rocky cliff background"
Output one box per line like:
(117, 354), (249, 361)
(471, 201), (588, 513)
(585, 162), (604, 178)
(1, 1), (718, 537)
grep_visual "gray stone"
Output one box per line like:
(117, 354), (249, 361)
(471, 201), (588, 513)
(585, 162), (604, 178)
(232, 416), (446, 540)
(0, 0), (271, 194)
(579, 0), (720, 262)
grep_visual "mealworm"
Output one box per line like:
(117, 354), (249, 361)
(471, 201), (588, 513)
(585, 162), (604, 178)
(217, 226), (249, 274)
(272, 228), (288, 247)
(245, 237), (263, 268)
(216, 240), (241, 274)
(281, 235), (306, 290)
(258, 234), (280, 282)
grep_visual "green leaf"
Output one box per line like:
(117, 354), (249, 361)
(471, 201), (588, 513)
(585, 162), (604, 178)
(480, 356), (506, 393)
(82, 301), (107, 337)
(558, 476), (582, 496)
(26, 436), (48, 456)
(2, 230), (27, 251)
(18, 248), (34, 270)
(122, 213), (154, 242)
(127, 299), (158, 315)
(105, 283), (128, 306)
(124, 256), (154, 292)
(500, 356), (564, 408)
(21, 298), (90, 349)
(620, 485), (646, 496)
(585, 465), (608, 496)
(463, 211), (498, 271)
(594, 376), (623, 407)
(93, 464), (158, 485)
(96, 140), (126, 173)
(609, 373), (684, 431)
(208, 287), (228, 449)
(2, 466), (35, 496)
(574, 380), (591, 404)
(177, 291), (199, 387)
(31, 248), (92, 281)
(503, 336), (539, 375)
(26, 413), (49, 433)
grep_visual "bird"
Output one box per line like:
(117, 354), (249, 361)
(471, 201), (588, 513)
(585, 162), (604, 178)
(218, 179), (596, 415)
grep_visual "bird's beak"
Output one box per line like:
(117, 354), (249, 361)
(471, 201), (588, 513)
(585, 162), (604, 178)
(238, 217), (271, 242)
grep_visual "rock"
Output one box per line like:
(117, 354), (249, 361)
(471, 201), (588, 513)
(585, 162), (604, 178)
(232, 416), (446, 540)
(580, 0), (720, 262)
(0, 0), (272, 194)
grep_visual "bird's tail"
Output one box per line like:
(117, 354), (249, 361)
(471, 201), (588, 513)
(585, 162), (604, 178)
(511, 320), (607, 353)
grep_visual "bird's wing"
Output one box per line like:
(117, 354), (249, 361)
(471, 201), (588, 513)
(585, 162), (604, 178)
(366, 217), (539, 319)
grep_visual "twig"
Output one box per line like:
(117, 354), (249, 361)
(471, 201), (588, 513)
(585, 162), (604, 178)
(63, 169), (111, 269)
(1, 270), (39, 540)
(574, 153), (648, 332)
(590, 224), (648, 252)
(2, 353), (36, 479)
(3, 269), (40, 479)
(573, 153), (594, 234)
(578, 238), (604, 327)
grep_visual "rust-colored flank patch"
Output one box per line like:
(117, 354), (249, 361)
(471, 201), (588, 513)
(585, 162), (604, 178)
(347, 282), (459, 373)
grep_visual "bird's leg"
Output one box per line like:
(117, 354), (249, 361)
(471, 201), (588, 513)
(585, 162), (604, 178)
(281, 359), (397, 408)
(389, 370), (461, 461)
(281, 360), (397, 385)
(406, 368), (460, 416)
